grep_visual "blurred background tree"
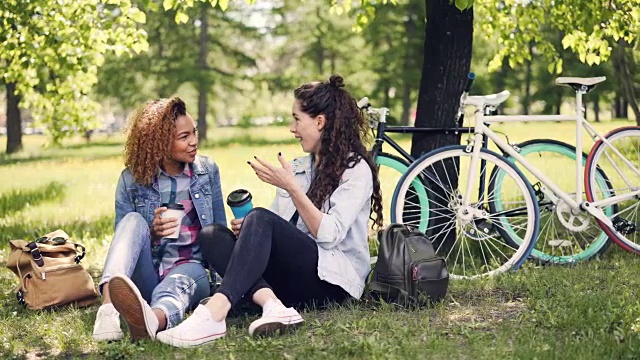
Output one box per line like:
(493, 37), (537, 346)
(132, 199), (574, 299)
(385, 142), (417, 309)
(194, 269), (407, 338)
(1, 0), (638, 154)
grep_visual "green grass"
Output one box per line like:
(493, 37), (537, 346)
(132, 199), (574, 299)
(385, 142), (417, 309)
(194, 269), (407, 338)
(1, 122), (640, 359)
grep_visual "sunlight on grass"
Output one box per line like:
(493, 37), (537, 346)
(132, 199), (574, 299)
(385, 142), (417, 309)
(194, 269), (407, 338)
(1, 121), (640, 359)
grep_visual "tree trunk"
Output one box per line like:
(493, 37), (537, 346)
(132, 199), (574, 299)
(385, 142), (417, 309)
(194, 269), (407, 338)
(613, 96), (628, 119)
(400, 1), (421, 126)
(411, 2), (473, 157)
(409, 1), (473, 254)
(383, 83), (391, 109)
(330, 54), (336, 75)
(554, 87), (562, 116)
(494, 57), (509, 92)
(613, 41), (640, 125)
(6, 82), (22, 154)
(593, 94), (600, 122)
(315, 7), (324, 74)
(401, 81), (412, 125)
(197, 3), (209, 142)
(522, 42), (533, 115)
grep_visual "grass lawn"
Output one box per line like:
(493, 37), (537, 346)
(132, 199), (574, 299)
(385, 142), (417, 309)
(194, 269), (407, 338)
(1, 121), (639, 359)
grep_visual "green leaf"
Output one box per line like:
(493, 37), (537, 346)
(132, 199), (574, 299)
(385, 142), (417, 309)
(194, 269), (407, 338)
(128, 8), (146, 24)
(175, 11), (189, 24)
(131, 40), (149, 54)
(561, 34), (574, 49)
(556, 58), (563, 73)
(218, 0), (229, 11)
(454, 0), (469, 10)
(163, 0), (175, 11)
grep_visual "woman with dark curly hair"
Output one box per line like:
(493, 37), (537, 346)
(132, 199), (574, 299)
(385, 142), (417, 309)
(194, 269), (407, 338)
(157, 75), (383, 348)
(91, 97), (226, 342)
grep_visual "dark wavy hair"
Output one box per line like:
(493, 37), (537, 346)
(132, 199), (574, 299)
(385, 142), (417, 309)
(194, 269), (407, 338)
(123, 97), (187, 185)
(294, 74), (383, 230)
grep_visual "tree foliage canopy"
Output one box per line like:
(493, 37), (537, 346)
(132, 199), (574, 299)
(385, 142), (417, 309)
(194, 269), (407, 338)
(0, 0), (148, 144)
(476, 0), (640, 73)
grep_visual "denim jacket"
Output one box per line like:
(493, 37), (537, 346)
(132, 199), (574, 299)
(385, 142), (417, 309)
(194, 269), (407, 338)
(115, 155), (227, 230)
(269, 154), (373, 299)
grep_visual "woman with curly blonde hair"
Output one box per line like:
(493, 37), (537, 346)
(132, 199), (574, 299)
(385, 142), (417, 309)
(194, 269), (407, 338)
(92, 97), (227, 342)
(157, 75), (383, 348)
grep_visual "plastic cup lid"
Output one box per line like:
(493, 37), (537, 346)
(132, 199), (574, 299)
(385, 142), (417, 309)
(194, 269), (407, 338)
(227, 189), (252, 206)
(162, 203), (185, 210)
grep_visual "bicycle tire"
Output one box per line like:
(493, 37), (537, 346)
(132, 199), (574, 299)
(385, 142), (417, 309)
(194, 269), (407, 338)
(489, 139), (612, 264)
(585, 126), (640, 253)
(391, 146), (540, 279)
(375, 152), (429, 232)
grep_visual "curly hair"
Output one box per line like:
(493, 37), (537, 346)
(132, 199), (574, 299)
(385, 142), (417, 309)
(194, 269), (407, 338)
(123, 97), (187, 185)
(294, 74), (384, 230)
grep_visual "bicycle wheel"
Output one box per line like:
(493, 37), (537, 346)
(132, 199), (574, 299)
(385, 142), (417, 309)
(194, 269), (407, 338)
(375, 152), (429, 232)
(489, 139), (613, 264)
(391, 146), (540, 279)
(585, 126), (640, 253)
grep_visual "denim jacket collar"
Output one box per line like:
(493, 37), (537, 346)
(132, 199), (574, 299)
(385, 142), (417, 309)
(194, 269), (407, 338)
(191, 156), (210, 175)
(152, 156), (210, 190)
(291, 154), (313, 175)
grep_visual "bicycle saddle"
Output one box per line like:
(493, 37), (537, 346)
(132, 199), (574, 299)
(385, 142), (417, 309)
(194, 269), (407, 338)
(465, 90), (511, 107)
(555, 76), (606, 92)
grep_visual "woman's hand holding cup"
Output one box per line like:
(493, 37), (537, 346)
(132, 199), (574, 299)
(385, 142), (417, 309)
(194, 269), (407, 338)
(151, 206), (180, 241)
(230, 218), (243, 237)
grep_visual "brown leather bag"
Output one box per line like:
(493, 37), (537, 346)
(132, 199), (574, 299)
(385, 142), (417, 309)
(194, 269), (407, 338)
(6, 229), (99, 310)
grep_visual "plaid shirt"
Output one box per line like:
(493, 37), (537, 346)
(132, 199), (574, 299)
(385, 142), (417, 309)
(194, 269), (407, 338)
(153, 164), (202, 277)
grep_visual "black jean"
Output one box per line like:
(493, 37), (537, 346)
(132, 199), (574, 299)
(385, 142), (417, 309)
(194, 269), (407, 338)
(197, 207), (349, 309)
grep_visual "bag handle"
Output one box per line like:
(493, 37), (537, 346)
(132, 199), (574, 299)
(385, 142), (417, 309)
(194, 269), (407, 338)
(73, 243), (86, 264)
(14, 252), (27, 306)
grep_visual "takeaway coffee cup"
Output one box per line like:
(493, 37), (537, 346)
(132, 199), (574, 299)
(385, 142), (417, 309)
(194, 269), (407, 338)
(161, 203), (185, 239)
(227, 189), (253, 219)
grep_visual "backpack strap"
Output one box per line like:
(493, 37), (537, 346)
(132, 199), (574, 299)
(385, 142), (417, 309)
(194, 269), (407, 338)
(14, 251), (27, 306)
(26, 242), (45, 267)
(368, 280), (417, 307)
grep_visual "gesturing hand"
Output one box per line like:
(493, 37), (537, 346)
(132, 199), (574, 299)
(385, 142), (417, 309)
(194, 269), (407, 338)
(248, 153), (296, 191)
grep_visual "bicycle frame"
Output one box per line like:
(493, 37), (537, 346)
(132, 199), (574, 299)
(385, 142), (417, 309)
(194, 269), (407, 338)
(464, 89), (640, 225)
(368, 103), (491, 204)
(371, 123), (478, 163)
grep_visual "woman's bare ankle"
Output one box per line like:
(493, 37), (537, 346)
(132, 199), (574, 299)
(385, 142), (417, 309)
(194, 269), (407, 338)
(153, 308), (167, 331)
(205, 293), (231, 322)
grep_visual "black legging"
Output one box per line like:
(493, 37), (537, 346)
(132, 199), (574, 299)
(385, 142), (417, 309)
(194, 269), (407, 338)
(197, 207), (350, 309)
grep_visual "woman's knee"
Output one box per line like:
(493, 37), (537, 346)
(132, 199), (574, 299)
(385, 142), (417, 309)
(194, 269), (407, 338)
(198, 224), (235, 246)
(243, 207), (276, 225)
(114, 212), (150, 245)
(118, 212), (148, 231)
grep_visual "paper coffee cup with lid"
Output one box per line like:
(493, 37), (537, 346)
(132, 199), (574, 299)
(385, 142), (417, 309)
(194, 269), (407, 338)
(226, 189), (253, 219)
(161, 203), (185, 239)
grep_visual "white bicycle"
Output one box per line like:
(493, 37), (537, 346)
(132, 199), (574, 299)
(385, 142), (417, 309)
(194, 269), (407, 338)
(391, 76), (639, 278)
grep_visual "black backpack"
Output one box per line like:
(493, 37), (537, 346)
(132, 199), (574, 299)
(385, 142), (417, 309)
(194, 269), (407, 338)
(369, 224), (449, 307)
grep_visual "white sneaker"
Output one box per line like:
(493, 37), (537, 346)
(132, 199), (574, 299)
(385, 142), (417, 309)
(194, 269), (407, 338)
(108, 274), (159, 341)
(248, 302), (304, 337)
(156, 304), (226, 348)
(92, 303), (124, 341)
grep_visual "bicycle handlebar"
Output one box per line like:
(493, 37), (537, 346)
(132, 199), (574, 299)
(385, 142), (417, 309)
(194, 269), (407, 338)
(464, 72), (476, 93)
(357, 97), (370, 109)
